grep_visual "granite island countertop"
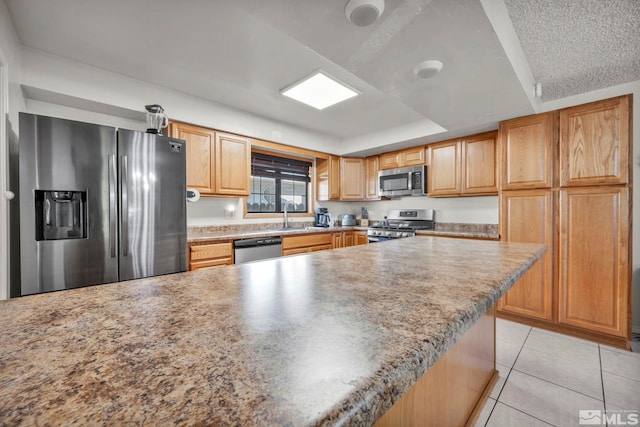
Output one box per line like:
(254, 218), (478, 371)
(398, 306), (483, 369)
(0, 237), (544, 426)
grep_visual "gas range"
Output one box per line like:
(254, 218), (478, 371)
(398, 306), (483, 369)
(367, 209), (435, 242)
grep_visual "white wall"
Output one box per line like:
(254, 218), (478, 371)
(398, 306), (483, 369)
(319, 196), (498, 224)
(0, 0), (26, 300)
(542, 80), (640, 334)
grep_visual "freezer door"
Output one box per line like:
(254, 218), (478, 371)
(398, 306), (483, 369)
(118, 129), (187, 281)
(19, 113), (119, 295)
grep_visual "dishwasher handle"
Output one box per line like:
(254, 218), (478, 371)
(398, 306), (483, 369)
(233, 237), (282, 249)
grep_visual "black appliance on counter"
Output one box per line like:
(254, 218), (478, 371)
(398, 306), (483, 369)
(314, 207), (331, 227)
(367, 209), (435, 242)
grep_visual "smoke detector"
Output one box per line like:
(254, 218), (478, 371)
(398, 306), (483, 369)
(413, 60), (444, 79)
(345, 0), (385, 27)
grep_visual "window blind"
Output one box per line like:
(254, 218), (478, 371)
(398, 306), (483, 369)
(251, 152), (311, 182)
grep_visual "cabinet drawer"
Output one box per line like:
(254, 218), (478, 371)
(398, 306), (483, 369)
(190, 242), (233, 260)
(282, 233), (332, 250)
(309, 244), (333, 252)
(190, 258), (232, 270)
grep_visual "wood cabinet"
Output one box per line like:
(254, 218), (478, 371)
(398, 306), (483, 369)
(427, 131), (497, 197)
(282, 233), (333, 256)
(498, 190), (554, 321)
(379, 146), (426, 170)
(169, 122), (216, 194)
(214, 132), (251, 196)
(462, 132), (498, 194)
(499, 112), (557, 190)
(559, 95), (630, 187)
(316, 156), (340, 201)
(333, 230), (368, 248)
(168, 122), (251, 196)
(558, 187), (629, 338)
(365, 156), (380, 200)
(355, 231), (369, 245)
(188, 241), (233, 270)
(496, 95), (631, 348)
(427, 140), (461, 196)
(340, 158), (366, 200)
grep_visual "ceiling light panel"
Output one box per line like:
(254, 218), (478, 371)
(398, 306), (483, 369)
(281, 71), (359, 110)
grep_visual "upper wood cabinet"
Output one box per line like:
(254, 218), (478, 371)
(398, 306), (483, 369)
(215, 132), (251, 196)
(379, 146), (426, 170)
(462, 131), (498, 195)
(498, 190), (554, 321)
(558, 186), (629, 338)
(365, 156), (380, 200)
(168, 122), (250, 196)
(559, 95), (630, 187)
(427, 140), (461, 196)
(427, 131), (497, 197)
(169, 122), (216, 194)
(316, 156), (340, 201)
(340, 158), (366, 200)
(499, 112), (557, 190)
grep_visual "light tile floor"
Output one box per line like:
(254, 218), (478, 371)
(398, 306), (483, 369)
(475, 319), (640, 427)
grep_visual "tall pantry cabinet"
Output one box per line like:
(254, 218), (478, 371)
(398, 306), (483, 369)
(498, 95), (632, 348)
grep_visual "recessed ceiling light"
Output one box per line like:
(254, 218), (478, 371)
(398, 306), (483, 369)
(413, 60), (444, 79)
(281, 71), (359, 110)
(345, 0), (385, 27)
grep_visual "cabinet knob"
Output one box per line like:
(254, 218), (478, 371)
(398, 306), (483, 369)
(4, 191), (14, 200)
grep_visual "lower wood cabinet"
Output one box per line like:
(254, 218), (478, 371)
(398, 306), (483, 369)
(333, 230), (368, 248)
(282, 233), (333, 256)
(498, 190), (554, 321)
(558, 186), (629, 338)
(189, 241), (233, 270)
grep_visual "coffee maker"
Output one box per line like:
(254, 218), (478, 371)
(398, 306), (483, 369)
(314, 207), (331, 227)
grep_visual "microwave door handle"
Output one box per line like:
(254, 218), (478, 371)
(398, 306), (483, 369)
(407, 172), (413, 190)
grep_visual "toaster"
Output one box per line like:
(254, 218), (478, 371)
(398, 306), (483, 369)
(340, 214), (357, 226)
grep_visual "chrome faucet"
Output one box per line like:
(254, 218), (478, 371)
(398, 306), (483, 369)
(283, 200), (294, 229)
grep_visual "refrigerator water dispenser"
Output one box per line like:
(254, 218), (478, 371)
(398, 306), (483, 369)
(35, 190), (87, 240)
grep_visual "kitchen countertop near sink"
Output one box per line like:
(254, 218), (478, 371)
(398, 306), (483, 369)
(0, 237), (543, 426)
(188, 223), (368, 242)
(187, 222), (498, 242)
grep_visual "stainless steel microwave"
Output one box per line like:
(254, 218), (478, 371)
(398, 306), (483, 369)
(378, 165), (427, 197)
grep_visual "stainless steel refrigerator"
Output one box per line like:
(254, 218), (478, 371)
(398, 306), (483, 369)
(19, 113), (187, 296)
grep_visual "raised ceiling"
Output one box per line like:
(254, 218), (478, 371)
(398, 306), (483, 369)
(5, 0), (639, 149)
(503, 0), (640, 101)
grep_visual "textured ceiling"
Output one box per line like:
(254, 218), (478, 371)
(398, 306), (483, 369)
(503, 0), (640, 101)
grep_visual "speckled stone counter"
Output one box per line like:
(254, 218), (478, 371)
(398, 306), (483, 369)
(188, 225), (367, 243)
(0, 237), (544, 426)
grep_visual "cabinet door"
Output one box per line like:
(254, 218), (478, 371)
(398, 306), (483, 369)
(215, 132), (251, 196)
(427, 140), (461, 196)
(558, 187), (629, 337)
(401, 146), (426, 166)
(498, 190), (553, 320)
(380, 152), (401, 170)
(340, 158), (365, 200)
(316, 156), (340, 201)
(462, 132), (497, 195)
(355, 231), (369, 245)
(332, 232), (343, 249)
(169, 122), (215, 194)
(343, 231), (355, 247)
(500, 112), (556, 190)
(365, 156), (380, 200)
(560, 95), (630, 187)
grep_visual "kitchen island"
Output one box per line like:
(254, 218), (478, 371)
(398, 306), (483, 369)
(0, 237), (544, 426)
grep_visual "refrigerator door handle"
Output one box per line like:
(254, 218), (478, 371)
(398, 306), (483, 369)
(109, 154), (117, 257)
(120, 155), (129, 257)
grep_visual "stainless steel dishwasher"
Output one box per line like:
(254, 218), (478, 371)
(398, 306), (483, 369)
(233, 237), (282, 264)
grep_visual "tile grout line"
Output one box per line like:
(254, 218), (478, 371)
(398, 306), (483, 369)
(496, 402), (557, 426)
(486, 326), (533, 426)
(599, 344), (609, 427)
(508, 367), (605, 402)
